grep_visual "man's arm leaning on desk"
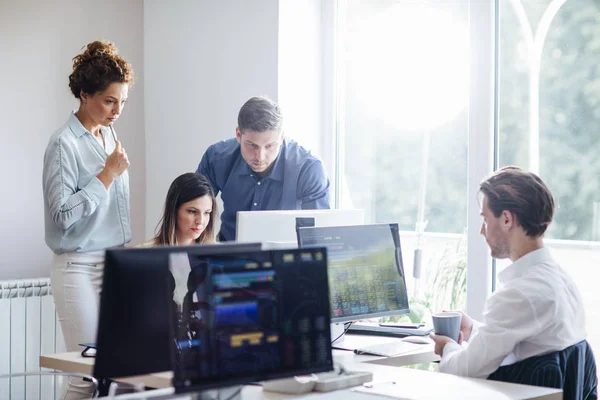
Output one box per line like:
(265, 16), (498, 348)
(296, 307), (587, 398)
(438, 287), (538, 378)
(298, 160), (330, 209)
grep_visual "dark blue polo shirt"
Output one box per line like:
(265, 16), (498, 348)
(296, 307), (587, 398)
(196, 138), (330, 241)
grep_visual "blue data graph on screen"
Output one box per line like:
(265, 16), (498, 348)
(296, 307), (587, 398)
(171, 248), (333, 393)
(216, 301), (258, 325)
(213, 270), (274, 290)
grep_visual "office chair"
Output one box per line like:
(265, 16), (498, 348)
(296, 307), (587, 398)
(487, 340), (598, 400)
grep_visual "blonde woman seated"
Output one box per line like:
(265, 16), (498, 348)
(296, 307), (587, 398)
(146, 173), (217, 246)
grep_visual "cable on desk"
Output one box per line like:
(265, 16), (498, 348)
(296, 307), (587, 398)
(331, 322), (353, 345)
(331, 346), (354, 351)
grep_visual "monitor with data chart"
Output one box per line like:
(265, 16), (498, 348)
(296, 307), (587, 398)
(297, 223), (409, 323)
(168, 247), (333, 393)
(94, 242), (261, 380)
(235, 209), (364, 245)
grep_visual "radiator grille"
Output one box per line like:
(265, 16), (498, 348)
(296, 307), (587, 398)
(0, 278), (66, 400)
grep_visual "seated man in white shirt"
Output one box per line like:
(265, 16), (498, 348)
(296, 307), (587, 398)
(430, 166), (587, 378)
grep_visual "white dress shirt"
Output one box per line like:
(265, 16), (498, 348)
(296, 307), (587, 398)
(439, 247), (587, 378)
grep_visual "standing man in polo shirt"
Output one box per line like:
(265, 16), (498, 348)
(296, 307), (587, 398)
(196, 96), (330, 241)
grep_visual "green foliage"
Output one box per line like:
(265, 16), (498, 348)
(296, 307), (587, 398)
(402, 361), (439, 372)
(499, 0), (600, 241)
(380, 235), (467, 324)
(430, 238), (467, 312)
(344, 0), (600, 242)
(379, 238), (467, 369)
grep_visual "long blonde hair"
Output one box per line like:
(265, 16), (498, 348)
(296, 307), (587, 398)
(152, 173), (217, 246)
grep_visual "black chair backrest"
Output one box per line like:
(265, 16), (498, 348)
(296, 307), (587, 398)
(487, 340), (598, 400)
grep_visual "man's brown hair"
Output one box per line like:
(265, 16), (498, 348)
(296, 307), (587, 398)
(479, 166), (555, 237)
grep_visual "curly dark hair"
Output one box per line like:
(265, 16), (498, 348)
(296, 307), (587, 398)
(68, 40), (134, 98)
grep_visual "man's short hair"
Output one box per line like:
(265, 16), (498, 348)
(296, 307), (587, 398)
(237, 96), (283, 133)
(479, 166), (555, 237)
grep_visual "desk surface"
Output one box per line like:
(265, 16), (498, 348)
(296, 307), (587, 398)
(103, 363), (562, 400)
(39, 335), (437, 389)
(333, 334), (440, 366)
(38, 352), (171, 389)
(40, 344), (562, 400)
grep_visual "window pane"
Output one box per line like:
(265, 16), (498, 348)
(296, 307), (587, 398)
(338, 0), (470, 321)
(498, 0), (600, 354)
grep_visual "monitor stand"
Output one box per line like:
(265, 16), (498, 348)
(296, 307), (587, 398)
(189, 385), (243, 400)
(128, 386), (242, 400)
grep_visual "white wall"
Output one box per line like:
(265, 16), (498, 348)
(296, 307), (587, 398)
(144, 0), (280, 238)
(0, 0), (145, 280)
(0, 0), (325, 280)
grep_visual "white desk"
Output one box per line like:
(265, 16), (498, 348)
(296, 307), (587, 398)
(39, 335), (437, 389)
(39, 346), (562, 399)
(40, 335), (439, 388)
(106, 362), (562, 400)
(39, 352), (171, 389)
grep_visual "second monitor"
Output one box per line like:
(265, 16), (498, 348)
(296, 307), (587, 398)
(297, 223), (409, 324)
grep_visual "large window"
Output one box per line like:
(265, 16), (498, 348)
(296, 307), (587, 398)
(334, 0), (599, 360)
(335, 0), (471, 323)
(498, 0), (600, 353)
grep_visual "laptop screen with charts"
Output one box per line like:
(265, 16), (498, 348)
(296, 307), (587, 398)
(297, 223), (409, 323)
(93, 242), (261, 380)
(168, 247), (333, 393)
(235, 209), (364, 244)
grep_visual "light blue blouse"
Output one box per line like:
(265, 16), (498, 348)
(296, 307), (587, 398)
(43, 112), (131, 254)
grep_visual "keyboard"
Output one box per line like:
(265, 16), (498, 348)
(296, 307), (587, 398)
(347, 323), (433, 337)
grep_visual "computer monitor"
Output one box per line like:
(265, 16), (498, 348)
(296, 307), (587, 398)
(168, 248), (333, 393)
(297, 223), (409, 323)
(235, 209), (364, 245)
(94, 242), (262, 379)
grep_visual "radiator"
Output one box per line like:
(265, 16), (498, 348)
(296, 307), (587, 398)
(0, 278), (66, 400)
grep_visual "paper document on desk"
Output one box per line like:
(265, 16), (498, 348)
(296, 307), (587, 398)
(354, 382), (514, 399)
(292, 390), (393, 399)
(353, 341), (423, 357)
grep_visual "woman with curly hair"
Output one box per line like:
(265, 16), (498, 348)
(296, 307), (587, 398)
(42, 40), (134, 399)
